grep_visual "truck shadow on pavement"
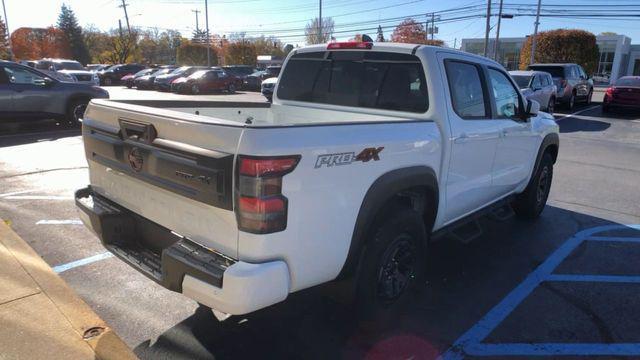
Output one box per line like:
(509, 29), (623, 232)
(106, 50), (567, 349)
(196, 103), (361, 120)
(0, 122), (80, 148)
(133, 206), (637, 360)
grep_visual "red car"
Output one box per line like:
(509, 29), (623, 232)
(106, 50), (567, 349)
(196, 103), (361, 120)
(603, 76), (640, 113)
(179, 69), (241, 95)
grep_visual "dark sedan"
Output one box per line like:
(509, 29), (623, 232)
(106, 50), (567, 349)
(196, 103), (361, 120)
(603, 76), (640, 113)
(98, 63), (145, 86)
(134, 67), (176, 90)
(121, 68), (156, 88)
(0, 61), (109, 125)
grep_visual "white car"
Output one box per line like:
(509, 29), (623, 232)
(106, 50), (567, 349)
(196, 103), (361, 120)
(260, 76), (277, 102)
(75, 42), (559, 319)
(35, 59), (99, 85)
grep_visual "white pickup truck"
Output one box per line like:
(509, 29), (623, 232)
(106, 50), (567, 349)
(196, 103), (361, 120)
(76, 42), (559, 319)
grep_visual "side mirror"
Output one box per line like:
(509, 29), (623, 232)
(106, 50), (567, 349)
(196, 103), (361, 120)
(524, 99), (540, 119)
(43, 77), (55, 87)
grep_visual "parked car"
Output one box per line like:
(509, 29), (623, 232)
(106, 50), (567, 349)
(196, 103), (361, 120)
(243, 66), (281, 91)
(75, 42), (558, 320)
(178, 69), (241, 94)
(134, 67), (175, 90)
(154, 66), (205, 91)
(0, 60), (109, 124)
(527, 63), (593, 110)
(122, 68), (157, 89)
(86, 64), (110, 72)
(602, 76), (640, 113)
(34, 59), (99, 85)
(260, 77), (277, 102)
(510, 70), (557, 113)
(98, 64), (145, 86)
(223, 65), (256, 88)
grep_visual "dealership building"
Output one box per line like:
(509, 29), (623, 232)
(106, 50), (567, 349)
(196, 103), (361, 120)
(460, 34), (640, 84)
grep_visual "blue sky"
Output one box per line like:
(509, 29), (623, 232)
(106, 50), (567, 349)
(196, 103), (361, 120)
(3, 0), (640, 46)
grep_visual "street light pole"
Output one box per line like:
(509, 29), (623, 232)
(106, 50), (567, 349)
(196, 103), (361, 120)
(318, 0), (322, 43)
(530, 0), (542, 65)
(2, 0), (13, 60)
(494, 0), (504, 61)
(483, 0), (492, 58)
(205, 0), (211, 66)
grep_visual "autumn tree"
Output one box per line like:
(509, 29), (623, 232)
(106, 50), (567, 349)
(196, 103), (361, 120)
(0, 16), (10, 60)
(11, 27), (71, 60)
(252, 36), (285, 58)
(83, 25), (113, 63)
(177, 41), (217, 66)
(225, 40), (256, 65)
(519, 29), (599, 74)
(391, 19), (426, 43)
(57, 4), (90, 64)
(376, 25), (385, 42)
(305, 17), (334, 44)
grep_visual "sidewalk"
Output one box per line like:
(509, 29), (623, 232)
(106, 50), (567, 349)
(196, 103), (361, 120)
(0, 219), (137, 360)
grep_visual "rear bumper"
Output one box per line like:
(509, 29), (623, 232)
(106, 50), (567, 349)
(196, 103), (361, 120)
(75, 186), (289, 315)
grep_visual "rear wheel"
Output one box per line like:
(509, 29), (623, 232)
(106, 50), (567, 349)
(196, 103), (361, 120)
(585, 89), (593, 105)
(66, 99), (89, 126)
(191, 84), (200, 95)
(512, 153), (553, 219)
(356, 208), (426, 321)
(566, 92), (575, 110)
(547, 97), (555, 113)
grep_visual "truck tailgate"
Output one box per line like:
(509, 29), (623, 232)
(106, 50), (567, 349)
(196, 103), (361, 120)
(81, 100), (243, 258)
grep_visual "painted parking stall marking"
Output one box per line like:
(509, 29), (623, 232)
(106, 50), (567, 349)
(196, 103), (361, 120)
(52, 252), (114, 274)
(440, 224), (640, 359)
(36, 219), (83, 225)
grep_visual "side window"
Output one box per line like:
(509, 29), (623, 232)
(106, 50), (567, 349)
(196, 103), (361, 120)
(578, 66), (587, 79)
(444, 60), (487, 119)
(4, 66), (45, 85)
(531, 75), (542, 89)
(488, 68), (521, 119)
(543, 74), (552, 86)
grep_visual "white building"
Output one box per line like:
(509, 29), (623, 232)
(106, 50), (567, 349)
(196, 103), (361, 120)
(460, 34), (639, 84)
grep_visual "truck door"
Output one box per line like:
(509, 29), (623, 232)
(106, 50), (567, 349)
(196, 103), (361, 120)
(486, 66), (539, 193)
(439, 54), (501, 223)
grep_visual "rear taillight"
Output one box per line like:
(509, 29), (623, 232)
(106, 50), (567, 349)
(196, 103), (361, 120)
(236, 155), (300, 234)
(606, 86), (618, 97)
(327, 41), (373, 50)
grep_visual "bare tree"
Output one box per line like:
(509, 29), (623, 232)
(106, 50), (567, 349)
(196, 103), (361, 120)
(305, 17), (334, 45)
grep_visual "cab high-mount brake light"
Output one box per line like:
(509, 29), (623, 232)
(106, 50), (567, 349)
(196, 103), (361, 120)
(327, 42), (373, 50)
(236, 155), (301, 234)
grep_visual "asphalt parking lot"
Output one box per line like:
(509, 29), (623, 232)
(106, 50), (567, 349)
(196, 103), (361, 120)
(1, 88), (639, 359)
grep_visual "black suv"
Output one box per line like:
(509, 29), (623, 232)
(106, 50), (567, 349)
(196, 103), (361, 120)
(527, 63), (594, 110)
(98, 64), (146, 86)
(0, 61), (109, 124)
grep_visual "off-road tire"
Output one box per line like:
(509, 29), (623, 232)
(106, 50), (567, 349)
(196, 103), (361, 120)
(512, 153), (554, 219)
(356, 208), (426, 322)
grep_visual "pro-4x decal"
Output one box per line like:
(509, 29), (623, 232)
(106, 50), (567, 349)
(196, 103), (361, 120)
(315, 147), (384, 168)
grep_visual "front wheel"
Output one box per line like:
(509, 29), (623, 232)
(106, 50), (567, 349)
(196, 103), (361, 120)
(356, 208), (426, 321)
(227, 83), (236, 94)
(512, 153), (554, 219)
(191, 84), (200, 95)
(547, 97), (555, 114)
(566, 92), (575, 110)
(585, 89), (593, 105)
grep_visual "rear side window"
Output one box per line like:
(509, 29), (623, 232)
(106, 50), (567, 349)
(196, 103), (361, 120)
(277, 51), (428, 113)
(445, 60), (487, 119)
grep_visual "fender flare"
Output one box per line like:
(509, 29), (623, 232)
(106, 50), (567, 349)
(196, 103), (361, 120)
(528, 133), (559, 187)
(336, 166), (439, 279)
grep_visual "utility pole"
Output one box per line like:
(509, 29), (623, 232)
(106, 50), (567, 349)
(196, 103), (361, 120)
(530, 0), (542, 65)
(2, 0), (13, 60)
(494, 0), (504, 62)
(204, 0), (211, 66)
(192, 9), (200, 32)
(431, 12), (435, 40)
(454, 38), (457, 49)
(483, 0), (491, 58)
(317, 0), (322, 43)
(118, 19), (124, 39)
(118, 0), (131, 36)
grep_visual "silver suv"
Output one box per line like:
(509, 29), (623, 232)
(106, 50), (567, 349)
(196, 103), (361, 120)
(528, 63), (593, 110)
(510, 70), (557, 113)
(0, 61), (109, 124)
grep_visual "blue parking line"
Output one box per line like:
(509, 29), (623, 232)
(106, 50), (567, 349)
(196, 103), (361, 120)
(52, 252), (114, 273)
(439, 224), (640, 360)
(547, 274), (640, 283)
(464, 343), (640, 357)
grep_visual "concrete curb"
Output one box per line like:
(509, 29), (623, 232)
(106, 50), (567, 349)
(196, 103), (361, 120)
(0, 219), (137, 360)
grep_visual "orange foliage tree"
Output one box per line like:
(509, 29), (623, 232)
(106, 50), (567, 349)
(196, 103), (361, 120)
(390, 18), (444, 46)
(11, 27), (71, 60)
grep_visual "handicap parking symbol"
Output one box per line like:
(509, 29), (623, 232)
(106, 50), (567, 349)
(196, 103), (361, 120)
(440, 224), (640, 359)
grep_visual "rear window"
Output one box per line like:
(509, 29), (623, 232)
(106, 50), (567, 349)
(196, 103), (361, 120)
(512, 75), (532, 89)
(277, 51), (428, 113)
(528, 66), (565, 78)
(615, 77), (640, 87)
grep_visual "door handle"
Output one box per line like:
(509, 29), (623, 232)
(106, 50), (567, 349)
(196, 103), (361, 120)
(453, 133), (469, 144)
